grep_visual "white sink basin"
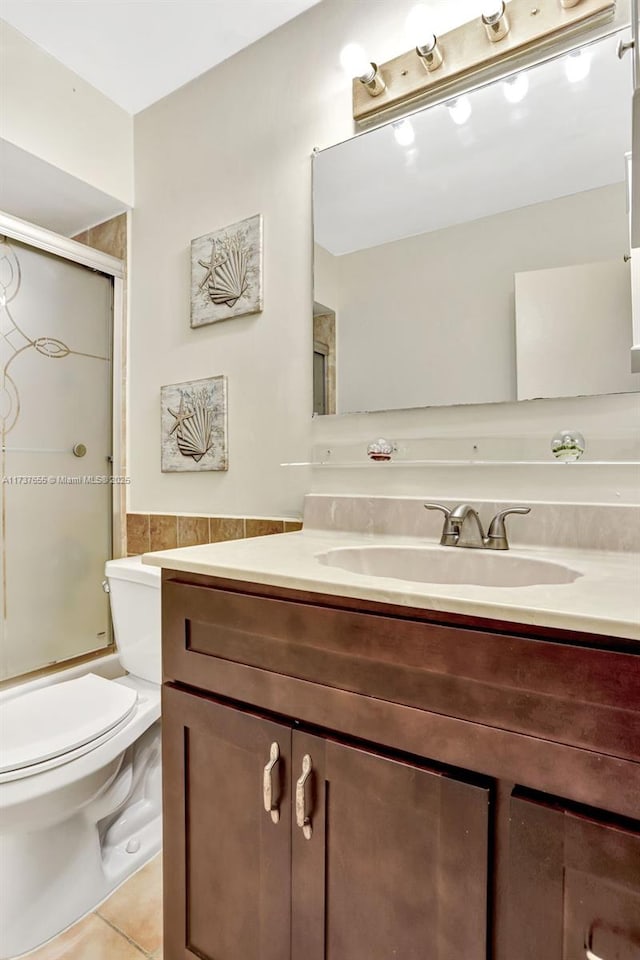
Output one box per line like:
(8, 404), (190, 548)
(317, 545), (582, 588)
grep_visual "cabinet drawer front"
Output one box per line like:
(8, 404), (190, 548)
(162, 686), (292, 960)
(290, 731), (490, 960)
(163, 578), (640, 760)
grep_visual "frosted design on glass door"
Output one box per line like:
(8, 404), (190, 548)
(0, 238), (113, 680)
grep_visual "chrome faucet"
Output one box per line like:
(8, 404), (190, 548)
(424, 503), (531, 550)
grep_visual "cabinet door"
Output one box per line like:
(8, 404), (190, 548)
(163, 686), (292, 960)
(290, 731), (490, 960)
(508, 793), (640, 959)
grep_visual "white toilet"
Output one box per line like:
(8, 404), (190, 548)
(0, 556), (162, 959)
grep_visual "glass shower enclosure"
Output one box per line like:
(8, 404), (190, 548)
(0, 221), (122, 682)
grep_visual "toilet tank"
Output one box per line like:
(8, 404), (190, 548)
(105, 557), (161, 684)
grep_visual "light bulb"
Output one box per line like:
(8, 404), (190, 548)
(340, 43), (374, 82)
(565, 48), (592, 83)
(481, 0), (505, 22)
(392, 119), (415, 147)
(405, 5), (436, 50)
(503, 72), (529, 103)
(448, 96), (472, 125)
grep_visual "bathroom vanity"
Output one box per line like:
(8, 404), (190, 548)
(146, 0), (640, 953)
(150, 517), (640, 960)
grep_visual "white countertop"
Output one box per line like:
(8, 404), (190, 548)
(143, 530), (640, 642)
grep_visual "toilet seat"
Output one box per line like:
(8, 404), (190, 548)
(0, 674), (138, 783)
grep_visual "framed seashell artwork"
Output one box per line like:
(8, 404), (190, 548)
(190, 214), (263, 327)
(161, 376), (228, 472)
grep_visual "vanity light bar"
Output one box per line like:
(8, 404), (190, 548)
(350, 0), (616, 123)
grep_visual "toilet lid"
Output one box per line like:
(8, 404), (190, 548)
(0, 674), (138, 775)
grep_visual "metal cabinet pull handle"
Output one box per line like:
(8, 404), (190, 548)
(263, 742), (281, 824)
(296, 754), (313, 840)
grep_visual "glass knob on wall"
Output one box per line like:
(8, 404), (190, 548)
(551, 429), (585, 462)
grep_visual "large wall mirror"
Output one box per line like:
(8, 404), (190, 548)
(313, 32), (639, 416)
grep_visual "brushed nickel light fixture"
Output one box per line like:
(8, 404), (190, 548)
(343, 0), (616, 123)
(339, 42), (386, 97)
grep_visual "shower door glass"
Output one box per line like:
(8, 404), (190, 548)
(0, 237), (113, 681)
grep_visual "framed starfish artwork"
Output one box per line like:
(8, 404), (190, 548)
(190, 214), (263, 328)
(161, 376), (228, 472)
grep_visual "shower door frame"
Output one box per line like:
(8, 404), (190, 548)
(0, 210), (127, 561)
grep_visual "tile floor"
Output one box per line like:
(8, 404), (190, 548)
(25, 854), (162, 960)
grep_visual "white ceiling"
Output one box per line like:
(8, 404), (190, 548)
(0, 0), (321, 114)
(315, 33), (632, 256)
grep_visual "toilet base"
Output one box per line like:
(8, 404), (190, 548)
(0, 723), (161, 959)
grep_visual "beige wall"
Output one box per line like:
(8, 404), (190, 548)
(316, 184), (629, 413)
(0, 22), (133, 205)
(131, 0), (639, 515)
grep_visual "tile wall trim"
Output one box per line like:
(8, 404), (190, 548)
(126, 513), (302, 555)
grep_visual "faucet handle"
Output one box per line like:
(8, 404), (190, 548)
(486, 506), (531, 550)
(424, 503), (459, 546)
(423, 502), (452, 518)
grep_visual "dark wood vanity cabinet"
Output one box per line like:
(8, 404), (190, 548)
(163, 684), (490, 960)
(161, 572), (640, 960)
(162, 687), (292, 960)
(290, 731), (488, 960)
(508, 794), (640, 960)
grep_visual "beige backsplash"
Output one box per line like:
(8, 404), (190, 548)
(303, 495), (640, 553)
